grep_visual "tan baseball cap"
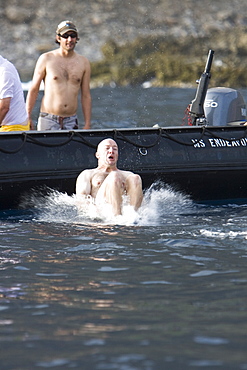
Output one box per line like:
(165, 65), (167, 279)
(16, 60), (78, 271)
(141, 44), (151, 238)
(56, 20), (78, 36)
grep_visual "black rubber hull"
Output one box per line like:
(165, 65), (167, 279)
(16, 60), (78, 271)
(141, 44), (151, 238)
(1, 126), (247, 209)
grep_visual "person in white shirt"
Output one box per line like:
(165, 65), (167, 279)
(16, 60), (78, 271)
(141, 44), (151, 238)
(0, 55), (29, 132)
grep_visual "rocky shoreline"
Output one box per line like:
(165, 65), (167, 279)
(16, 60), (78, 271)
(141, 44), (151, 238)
(1, 0), (247, 85)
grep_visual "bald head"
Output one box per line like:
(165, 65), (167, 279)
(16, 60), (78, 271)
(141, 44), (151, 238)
(96, 138), (119, 167)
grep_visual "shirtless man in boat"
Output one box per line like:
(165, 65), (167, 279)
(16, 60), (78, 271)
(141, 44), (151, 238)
(76, 138), (143, 216)
(26, 20), (91, 130)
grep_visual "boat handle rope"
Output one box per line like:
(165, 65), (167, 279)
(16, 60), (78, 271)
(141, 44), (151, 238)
(0, 131), (77, 153)
(161, 126), (247, 146)
(160, 126), (206, 146)
(24, 131), (75, 147)
(26, 131), (97, 149)
(204, 126), (247, 141)
(0, 133), (27, 154)
(1, 126), (247, 154)
(73, 132), (97, 148)
(113, 129), (161, 149)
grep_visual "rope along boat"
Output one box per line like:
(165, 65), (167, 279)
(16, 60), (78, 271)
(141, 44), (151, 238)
(1, 50), (247, 209)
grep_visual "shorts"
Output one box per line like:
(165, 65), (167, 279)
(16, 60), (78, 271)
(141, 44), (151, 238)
(37, 113), (79, 131)
(0, 121), (30, 132)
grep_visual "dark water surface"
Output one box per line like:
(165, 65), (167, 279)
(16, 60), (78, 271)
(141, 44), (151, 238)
(27, 86), (197, 129)
(1, 87), (247, 369)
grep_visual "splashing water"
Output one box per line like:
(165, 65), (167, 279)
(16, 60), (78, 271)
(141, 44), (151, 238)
(20, 183), (193, 226)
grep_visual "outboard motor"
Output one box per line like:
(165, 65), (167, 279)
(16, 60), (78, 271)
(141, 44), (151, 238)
(204, 87), (246, 126)
(188, 50), (247, 126)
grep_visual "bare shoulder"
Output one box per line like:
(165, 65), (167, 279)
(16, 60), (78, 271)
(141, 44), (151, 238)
(73, 53), (90, 67)
(76, 168), (96, 195)
(37, 49), (58, 64)
(119, 169), (138, 179)
(78, 168), (96, 180)
(76, 52), (90, 62)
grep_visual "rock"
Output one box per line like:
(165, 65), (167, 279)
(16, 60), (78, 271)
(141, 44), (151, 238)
(5, 5), (32, 23)
(0, 0), (247, 81)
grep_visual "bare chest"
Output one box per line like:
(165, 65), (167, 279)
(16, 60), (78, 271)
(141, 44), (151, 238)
(91, 172), (109, 190)
(47, 60), (84, 84)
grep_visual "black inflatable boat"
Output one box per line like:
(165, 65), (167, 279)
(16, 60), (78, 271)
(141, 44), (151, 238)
(1, 50), (247, 209)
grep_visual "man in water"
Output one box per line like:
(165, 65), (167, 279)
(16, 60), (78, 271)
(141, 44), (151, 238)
(76, 138), (143, 216)
(26, 20), (91, 130)
(0, 54), (29, 132)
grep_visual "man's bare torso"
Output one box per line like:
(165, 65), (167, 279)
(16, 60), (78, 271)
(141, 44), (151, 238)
(41, 51), (86, 117)
(90, 168), (132, 198)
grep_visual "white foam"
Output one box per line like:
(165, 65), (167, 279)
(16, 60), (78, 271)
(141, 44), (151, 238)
(21, 184), (192, 226)
(200, 228), (247, 239)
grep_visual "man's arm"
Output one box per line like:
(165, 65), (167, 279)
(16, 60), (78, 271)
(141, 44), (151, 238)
(76, 169), (93, 196)
(0, 97), (11, 125)
(26, 54), (46, 129)
(80, 58), (91, 130)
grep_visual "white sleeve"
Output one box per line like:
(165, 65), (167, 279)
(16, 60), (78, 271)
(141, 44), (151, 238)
(0, 70), (14, 99)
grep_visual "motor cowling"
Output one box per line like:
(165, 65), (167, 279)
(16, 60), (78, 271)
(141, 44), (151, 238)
(204, 87), (246, 126)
